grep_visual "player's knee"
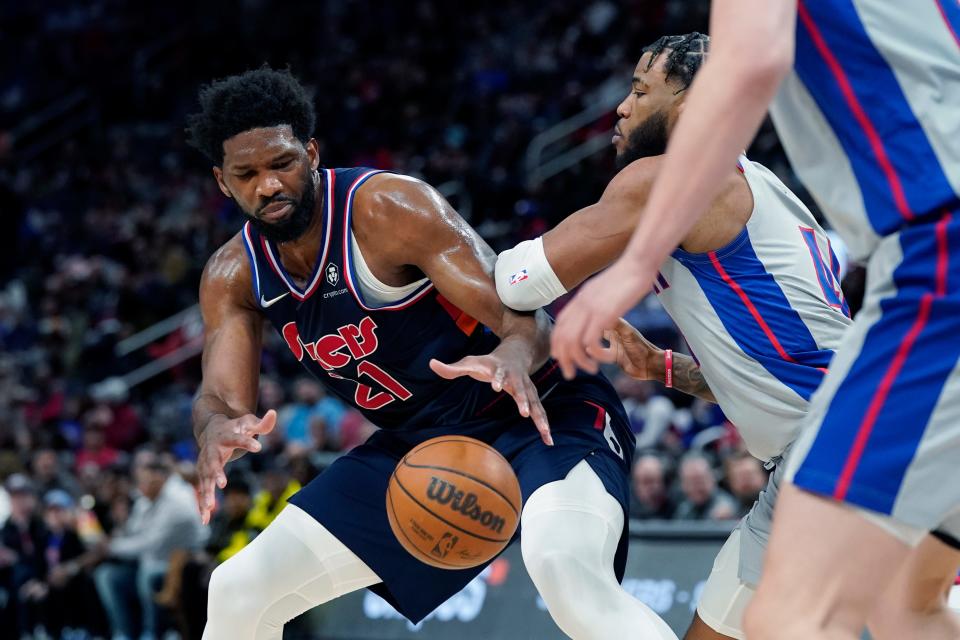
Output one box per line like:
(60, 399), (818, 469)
(524, 545), (580, 589)
(522, 546), (606, 630)
(521, 526), (594, 593)
(207, 554), (266, 623)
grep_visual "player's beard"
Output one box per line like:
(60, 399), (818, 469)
(615, 110), (669, 170)
(244, 166), (318, 244)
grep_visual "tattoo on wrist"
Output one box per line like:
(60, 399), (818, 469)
(671, 355), (716, 403)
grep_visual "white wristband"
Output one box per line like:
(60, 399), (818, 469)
(495, 237), (568, 311)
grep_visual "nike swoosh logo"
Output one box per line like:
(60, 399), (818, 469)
(260, 292), (290, 308)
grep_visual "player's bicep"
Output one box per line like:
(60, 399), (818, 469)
(375, 177), (522, 334)
(542, 160), (655, 290)
(541, 203), (632, 291)
(415, 210), (510, 332)
(197, 248), (264, 415)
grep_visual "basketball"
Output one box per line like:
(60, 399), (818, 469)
(386, 436), (522, 569)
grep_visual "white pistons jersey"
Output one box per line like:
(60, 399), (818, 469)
(770, 0), (960, 261)
(655, 157), (852, 461)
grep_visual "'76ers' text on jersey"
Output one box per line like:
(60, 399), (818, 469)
(240, 167), (512, 429)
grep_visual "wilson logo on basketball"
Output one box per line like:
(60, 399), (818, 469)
(425, 477), (507, 534)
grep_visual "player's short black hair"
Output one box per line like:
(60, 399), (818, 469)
(185, 66), (316, 165)
(642, 32), (710, 93)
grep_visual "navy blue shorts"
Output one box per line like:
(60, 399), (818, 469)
(288, 373), (634, 624)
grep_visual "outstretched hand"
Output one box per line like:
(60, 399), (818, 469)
(593, 318), (662, 380)
(196, 409), (277, 525)
(551, 260), (653, 379)
(430, 354), (553, 446)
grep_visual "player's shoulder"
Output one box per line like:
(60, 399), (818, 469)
(199, 231), (256, 307)
(353, 171), (449, 228)
(203, 231), (248, 281)
(601, 156), (663, 204)
(354, 171), (437, 208)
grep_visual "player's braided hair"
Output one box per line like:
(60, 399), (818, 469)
(186, 65), (316, 164)
(642, 32), (710, 94)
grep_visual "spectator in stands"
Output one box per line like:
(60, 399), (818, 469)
(75, 425), (121, 473)
(278, 378), (346, 451)
(93, 452), (204, 640)
(0, 474), (47, 638)
(31, 448), (83, 498)
(88, 379), (145, 452)
(258, 378), (285, 414)
(337, 411), (379, 451)
(27, 489), (105, 638)
(629, 453), (675, 520)
(77, 462), (131, 537)
(206, 476), (256, 563)
(285, 447), (321, 486)
(673, 453), (738, 521)
(156, 475), (256, 640)
(0, 477), (11, 525)
(724, 451), (768, 517)
(278, 378), (324, 448)
(245, 462), (300, 533)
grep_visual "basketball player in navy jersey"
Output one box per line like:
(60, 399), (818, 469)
(186, 67), (677, 640)
(552, 1), (960, 638)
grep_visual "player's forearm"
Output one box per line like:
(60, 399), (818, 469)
(618, 32), (793, 275)
(673, 355), (716, 404)
(649, 351), (716, 403)
(192, 391), (248, 441)
(495, 310), (552, 373)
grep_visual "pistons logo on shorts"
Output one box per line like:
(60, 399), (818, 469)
(509, 269), (529, 286)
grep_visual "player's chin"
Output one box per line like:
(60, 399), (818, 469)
(258, 209), (293, 225)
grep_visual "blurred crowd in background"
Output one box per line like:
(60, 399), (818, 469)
(0, 1), (848, 639)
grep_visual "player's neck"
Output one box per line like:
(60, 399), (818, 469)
(274, 187), (326, 286)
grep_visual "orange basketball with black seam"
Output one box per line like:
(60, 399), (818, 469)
(386, 435), (521, 569)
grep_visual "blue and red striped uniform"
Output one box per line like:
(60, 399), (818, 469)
(654, 156), (851, 463)
(772, 0), (960, 537)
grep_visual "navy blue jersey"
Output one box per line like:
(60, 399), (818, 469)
(240, 167), (512, 430)
(238, 168), (638, 622)
(240, 167), (632, 435)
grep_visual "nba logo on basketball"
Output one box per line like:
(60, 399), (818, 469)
(326, 262), (339, 286)
(431, 532), (459, 559)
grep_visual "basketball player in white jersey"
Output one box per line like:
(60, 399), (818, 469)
(551, 2), (960, 638)
(498, 33), (856, 639)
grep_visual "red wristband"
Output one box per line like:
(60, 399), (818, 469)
(664, 350), (673, 388)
